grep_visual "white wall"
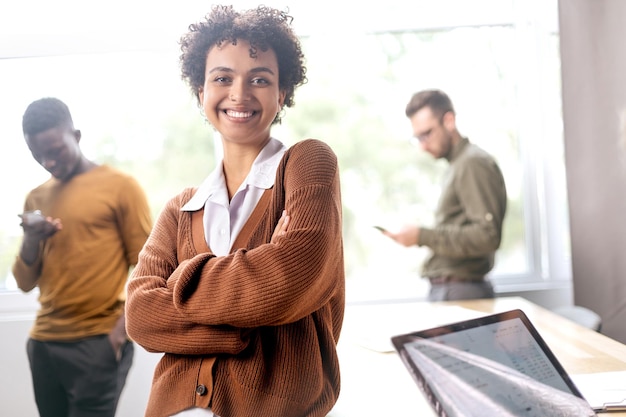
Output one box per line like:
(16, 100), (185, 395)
(0, 315), (160, 417)
(0, 285), (572, 416)
(559, 0), (626, 343)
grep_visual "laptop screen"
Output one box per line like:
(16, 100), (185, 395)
(391, 309), (597, 417)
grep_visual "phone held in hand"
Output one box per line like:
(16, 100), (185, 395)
(19, 210), (45, 225)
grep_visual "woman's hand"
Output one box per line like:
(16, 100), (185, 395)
(271, 210), (290, 243)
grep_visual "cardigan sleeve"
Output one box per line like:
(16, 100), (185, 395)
(125, 191), (250, 355)
(127, 140), (345, 353)
(172, 139), (344, 328)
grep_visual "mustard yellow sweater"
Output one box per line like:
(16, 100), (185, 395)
(12, 165), (152, 341)
(126, 139), (345, 417)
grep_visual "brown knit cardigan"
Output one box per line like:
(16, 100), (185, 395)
(126, 139), (345, 417)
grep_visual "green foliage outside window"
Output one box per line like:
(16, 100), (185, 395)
(1, 24), (558, 301)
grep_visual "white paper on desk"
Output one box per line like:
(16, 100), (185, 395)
(355, 304), (486, 353)
(571, 371), (626, 411)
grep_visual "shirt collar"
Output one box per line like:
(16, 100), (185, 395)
(447, 137), (470, 163)
(181, 137), (287, 211)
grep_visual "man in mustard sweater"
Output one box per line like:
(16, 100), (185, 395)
(12, 97), (152, 417)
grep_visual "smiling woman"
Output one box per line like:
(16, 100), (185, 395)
(123, 5), (345, 417)
(0, 1), (571, 416)
(1, 0), (567, 300)
(198, 42), (286, 156)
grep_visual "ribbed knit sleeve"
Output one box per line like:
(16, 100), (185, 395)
(126, 191), (250, 355)
(170, 139), (343, 328)
(126, 139), (345, 417)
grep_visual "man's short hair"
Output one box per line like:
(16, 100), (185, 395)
(22, 97), (74, 137)
(405, 89), (455, 119)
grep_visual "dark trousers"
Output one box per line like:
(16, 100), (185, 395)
(26, 335), (134, 417)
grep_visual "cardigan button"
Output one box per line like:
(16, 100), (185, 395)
(195, 384), (207, 396)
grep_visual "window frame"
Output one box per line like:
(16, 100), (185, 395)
(0, 0), (567, 313)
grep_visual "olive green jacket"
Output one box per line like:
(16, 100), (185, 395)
(419, 137), (507, 280)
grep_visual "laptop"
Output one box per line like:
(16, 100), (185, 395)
(391, 309), (598, 416)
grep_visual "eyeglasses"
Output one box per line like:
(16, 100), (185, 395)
(410, 113), (446, 145)
(414, 127), (434, 143)
(410, 125), (438, 147)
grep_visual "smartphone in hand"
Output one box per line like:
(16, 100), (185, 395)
(18, 210), (45, 226)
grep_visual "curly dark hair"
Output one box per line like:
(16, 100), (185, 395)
(22, 97), (74, 137)
(179, 5), (307, 124)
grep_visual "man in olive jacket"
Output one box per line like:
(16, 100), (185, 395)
(384, 89), (507, 301)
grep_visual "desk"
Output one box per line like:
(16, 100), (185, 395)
(329, 296), (626, 416)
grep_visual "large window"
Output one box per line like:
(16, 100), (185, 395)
(0, 0), (566, 305)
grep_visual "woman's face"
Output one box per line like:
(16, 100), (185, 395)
(200, 40), (285, 148)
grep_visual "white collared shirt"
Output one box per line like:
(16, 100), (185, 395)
(181, 138), (287, 256)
